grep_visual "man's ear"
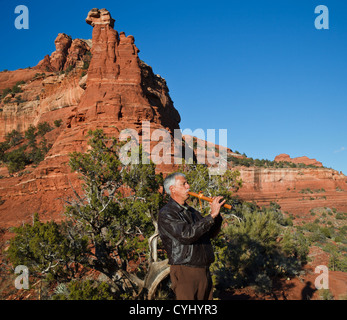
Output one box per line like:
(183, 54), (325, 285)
(169, 185), (175, 195)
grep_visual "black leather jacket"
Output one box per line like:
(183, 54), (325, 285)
(158, 198), (223, 267)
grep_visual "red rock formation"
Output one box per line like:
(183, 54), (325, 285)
(0, 69), (40, 91)
(274, 153), (323, 167)
(64, 39), (91, 70)
(0, 8), (183, 228)
(36, 33), (91, 72)
(236, 166), (347, 214)
(50, 33), (72, 71)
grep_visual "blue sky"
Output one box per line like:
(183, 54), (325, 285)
(1, 0), (347, 174)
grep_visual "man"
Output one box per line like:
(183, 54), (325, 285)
(158, 172), (225, 300)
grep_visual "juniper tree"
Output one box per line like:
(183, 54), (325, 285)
(65, 129), (168, 298)
(6, 129), (168, 299)
(6, 213), (89, 283)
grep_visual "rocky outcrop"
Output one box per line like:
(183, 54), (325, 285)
(65, 39), (91, 70)
(65, 8), (181, 135)
(0, 71), (85, 138)
(274, 153), (323, 167)
(36, 34), (91, 72)
(0, 69), (40, 91)
(50, 33), (73, 71)
(0, 8), (183, 228)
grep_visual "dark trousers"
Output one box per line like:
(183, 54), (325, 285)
(170, 265), (213, 300)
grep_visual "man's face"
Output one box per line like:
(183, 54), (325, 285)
(170, 175), (190, 204)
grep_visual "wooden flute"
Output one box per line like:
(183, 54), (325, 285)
(187, 191), (232, 210)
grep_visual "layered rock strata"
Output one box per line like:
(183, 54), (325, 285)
(236, 166), (347, 214)
(0, 8), (183, 228)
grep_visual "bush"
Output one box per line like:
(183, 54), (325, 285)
(310, 229), (327, 243)
(211, 202), (308, 293)
(11, 84), (22, 94)
(227, 156), (323, 169)
(1, 124), (53, 172)
(6, 147), (29, 173)
(0, 141), (10, 162)
(65, 65), (74, 73)
(319, 289), (334, 300)
(54, 119), (63, 128)
(37, 122), (53, 136)
(53, 280), (116, 300)
(1, 87), (12, 99)
(6, 213), (89, 281)
(336, 212), (346, 220)
(25, 125), (37, 145)
(5, 130), (23, 147)
(82, 60), (90, 70)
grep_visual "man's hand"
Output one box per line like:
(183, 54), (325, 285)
(210, 196), (226, 219)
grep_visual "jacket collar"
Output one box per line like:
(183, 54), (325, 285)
(168, 197), (187, 213)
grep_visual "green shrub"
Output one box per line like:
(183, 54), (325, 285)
(54, 119), (63, 128)
(320, 227), (333, 239)
(309, 229), (327, 243)
(11, 84), (22, 94)
(6, 213), (89, 281)
(336, 212), (346, 220)
(6, 130), (170, 299)
(25, 125), (37, 143)
(1, 87), (12, 98)
(82, 60), (90, 70)
(1, 124), (53, 172)
(227, 156), (323, 169)
(6, 147), (29, 173)
(0, 141), (10, 162)
(5, 129), (23, 147)
(37, 122), (53, 136)
(211, 202), (308, 293)
(53, 280), (115, 300)
(64, 65), (74, 74)
(319, 289), (334, 300)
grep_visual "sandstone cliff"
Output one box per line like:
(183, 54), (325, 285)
(0, 8), (182, 229)
(236, 166), (347, 214)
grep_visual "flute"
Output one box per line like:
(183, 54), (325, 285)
(187, 191), (232, 210)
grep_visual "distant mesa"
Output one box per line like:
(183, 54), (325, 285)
(274, 153), (323, 167)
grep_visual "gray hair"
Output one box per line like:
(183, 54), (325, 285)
(164, 172), (186, 195)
